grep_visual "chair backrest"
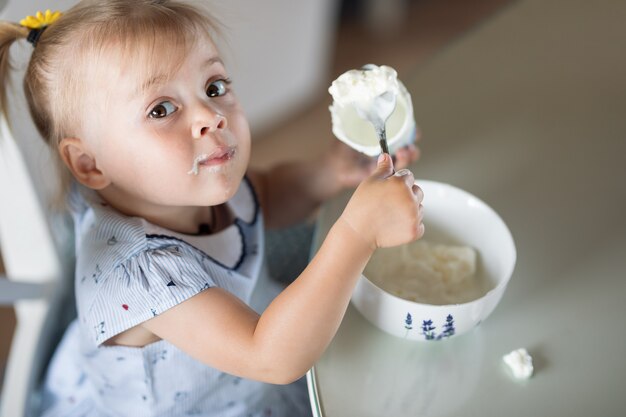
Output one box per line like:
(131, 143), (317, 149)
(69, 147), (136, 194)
(0, 14), (76, 413)
(0, 104), (76, 416)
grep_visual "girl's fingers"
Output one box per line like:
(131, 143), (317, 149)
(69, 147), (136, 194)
(393, 168), (415, 187)
(392, 144), (420, 169)
(412, 184), (424, 202)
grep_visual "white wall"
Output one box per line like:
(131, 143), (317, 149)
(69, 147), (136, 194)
(214, 0), (339, 133)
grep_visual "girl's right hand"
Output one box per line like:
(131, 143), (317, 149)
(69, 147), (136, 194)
(339, 153), (424, 250)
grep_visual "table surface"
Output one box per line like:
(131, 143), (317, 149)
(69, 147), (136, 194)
(306, 0), (626, 416)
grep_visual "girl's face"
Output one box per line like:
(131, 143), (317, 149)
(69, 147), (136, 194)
(83, 33), (251, 216)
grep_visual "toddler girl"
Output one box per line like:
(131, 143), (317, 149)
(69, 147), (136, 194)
(0, 1), (423, 416)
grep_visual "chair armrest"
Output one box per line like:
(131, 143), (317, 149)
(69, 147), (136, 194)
(0, 277), (53, 305)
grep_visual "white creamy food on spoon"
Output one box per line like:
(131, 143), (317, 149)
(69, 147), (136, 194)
(328, 64), (400, 118)
(329, 65), (405, 147)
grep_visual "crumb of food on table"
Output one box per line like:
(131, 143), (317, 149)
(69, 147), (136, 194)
(502, 348), (534, 380)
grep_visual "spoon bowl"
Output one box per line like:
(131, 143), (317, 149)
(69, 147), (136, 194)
(358, 66), (398, 155)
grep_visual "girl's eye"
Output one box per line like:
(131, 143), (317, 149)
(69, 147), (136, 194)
(206, 79), (229, 98)
(149, 101), (177, 119)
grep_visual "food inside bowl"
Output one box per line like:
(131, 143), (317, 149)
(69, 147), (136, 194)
(365, 240), (494, 305)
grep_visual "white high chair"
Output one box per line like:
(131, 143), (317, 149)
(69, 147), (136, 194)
(0, 109), (75, 417)
(0, 5), (76, 414)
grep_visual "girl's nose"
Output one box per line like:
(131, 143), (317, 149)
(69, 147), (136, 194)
(191, 104), (227, 139)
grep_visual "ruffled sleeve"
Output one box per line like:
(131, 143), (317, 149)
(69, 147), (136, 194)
(82, 244), (216, 346)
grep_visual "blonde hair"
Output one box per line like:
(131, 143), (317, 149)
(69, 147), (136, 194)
(0, 0), (222, 200)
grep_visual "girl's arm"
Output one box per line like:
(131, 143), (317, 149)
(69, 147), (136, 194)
(249, 141), (419, 229)
(141, 155), (424, 384)
(143, 215), (373, 384)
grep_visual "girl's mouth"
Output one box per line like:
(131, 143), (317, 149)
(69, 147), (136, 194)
(187, 147), (236, 175)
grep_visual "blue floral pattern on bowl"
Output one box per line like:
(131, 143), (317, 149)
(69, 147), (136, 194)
(404, 313), (455, 341)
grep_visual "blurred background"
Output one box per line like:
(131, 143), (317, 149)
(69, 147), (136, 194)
(0, 0), (511, 394)
(247, 0), (512, 169)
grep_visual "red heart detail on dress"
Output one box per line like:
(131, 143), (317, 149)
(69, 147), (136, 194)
(122, 304), (129, 310)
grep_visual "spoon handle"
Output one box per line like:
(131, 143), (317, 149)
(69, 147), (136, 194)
(377, 126), (390, 153)
(378, 128), (394, 173)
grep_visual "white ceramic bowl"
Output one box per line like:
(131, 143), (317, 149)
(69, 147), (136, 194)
(351, 180), (516, 341)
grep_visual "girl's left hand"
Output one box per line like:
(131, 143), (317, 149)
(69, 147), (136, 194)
(324, 135), (421, 190)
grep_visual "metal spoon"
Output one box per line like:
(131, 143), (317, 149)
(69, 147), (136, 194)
(357, 65), (398, 159)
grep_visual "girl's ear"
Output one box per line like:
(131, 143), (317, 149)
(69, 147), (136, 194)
(58, 137), (111, 190)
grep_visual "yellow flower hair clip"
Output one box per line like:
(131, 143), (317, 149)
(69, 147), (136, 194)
(20, 10), (62, 47)
(20, 10), (62, 29)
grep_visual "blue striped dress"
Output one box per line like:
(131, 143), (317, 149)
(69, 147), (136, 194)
(39, 178), (311, 417)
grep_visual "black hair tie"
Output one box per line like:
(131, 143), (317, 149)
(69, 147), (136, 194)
(26, 26), (47, 47)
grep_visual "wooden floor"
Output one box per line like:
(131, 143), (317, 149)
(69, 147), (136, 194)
(0, 0), (512, 390)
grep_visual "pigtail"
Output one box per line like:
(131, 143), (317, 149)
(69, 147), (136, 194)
(0, 21), (29, 120)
